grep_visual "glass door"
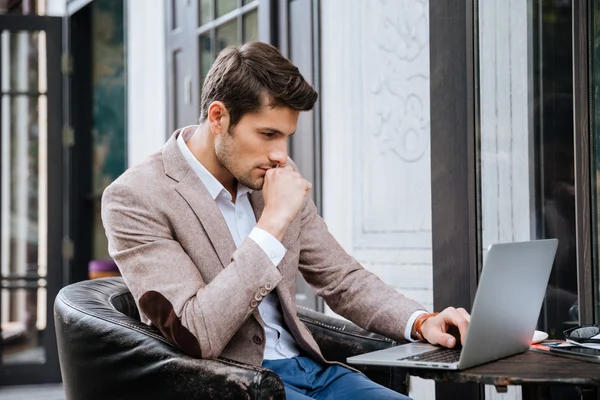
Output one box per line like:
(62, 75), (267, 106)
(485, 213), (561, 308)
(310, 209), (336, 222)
(477, 0), (577, 339)
(0, 15), (63, 385)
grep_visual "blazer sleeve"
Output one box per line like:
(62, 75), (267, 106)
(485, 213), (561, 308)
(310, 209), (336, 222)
(297, 197), (427, 343)
(101, 180), (283, 359)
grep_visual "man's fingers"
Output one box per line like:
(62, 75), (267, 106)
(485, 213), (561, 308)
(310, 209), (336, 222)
(457, 307), (470, 322)
(430, 332), (457, 348)
(443, 307), (470, 345)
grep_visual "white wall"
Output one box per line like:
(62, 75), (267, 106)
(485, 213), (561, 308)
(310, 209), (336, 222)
(126, 0), (168, 167)
(321, 0), (434, 398)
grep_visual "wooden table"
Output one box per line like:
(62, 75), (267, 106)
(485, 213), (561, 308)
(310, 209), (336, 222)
(406, 350), (600, 400)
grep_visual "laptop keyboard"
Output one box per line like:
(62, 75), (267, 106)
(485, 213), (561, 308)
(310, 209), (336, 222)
(401, 348), (462, 364)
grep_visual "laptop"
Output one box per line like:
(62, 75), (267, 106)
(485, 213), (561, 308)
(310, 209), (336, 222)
(347, 239), (558, 370)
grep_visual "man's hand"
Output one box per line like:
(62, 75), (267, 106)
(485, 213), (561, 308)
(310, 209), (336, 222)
(420, 307), (471, 348)
(256, 164), (312, 241)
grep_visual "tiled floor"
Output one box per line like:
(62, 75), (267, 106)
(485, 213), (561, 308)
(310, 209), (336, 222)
(0, 384), (65, 400)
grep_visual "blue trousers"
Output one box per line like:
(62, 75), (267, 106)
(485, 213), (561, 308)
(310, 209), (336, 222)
(262, 356), (411, 400)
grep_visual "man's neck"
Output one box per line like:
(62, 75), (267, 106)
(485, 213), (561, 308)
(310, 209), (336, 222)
(186, 125), (237, 199)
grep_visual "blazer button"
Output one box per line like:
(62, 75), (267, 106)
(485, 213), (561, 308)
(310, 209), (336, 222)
(253, 335), (263, 345)
(260, 288), (268, 297)
(254, 293), (262, 301)
(265, 282), (273, 290)
(250, 300), (258, 308)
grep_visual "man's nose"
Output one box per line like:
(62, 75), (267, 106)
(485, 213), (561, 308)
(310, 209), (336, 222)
(269, 144), (288, 167)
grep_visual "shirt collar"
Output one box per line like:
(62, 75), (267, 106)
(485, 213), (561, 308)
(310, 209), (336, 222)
(177, 130), (252, 201)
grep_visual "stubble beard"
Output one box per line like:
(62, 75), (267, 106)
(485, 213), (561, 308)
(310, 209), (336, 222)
(215, 133), (264, 191)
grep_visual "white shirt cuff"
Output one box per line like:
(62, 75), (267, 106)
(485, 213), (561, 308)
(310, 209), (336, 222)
(248, 227), (287, 267)
(404, 310), (429, 342)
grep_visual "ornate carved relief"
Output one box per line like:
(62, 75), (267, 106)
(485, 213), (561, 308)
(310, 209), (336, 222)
(371, 0), (429, 163)
(355, 0), (431, 248)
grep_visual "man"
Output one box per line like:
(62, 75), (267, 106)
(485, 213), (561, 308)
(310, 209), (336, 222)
(102, 42), (470, 399)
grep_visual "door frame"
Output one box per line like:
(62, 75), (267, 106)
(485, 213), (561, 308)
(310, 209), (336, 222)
(0, 14), (63, 385)
(430, 0), (596, 398)
(429, 0), (482, 398)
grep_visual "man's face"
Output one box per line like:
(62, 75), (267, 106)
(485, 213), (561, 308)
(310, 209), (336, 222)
(215, 105), (299, 190)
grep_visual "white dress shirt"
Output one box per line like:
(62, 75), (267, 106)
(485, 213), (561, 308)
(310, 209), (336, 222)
(177, 132), (424, 359)
(178, 133), (301, 359)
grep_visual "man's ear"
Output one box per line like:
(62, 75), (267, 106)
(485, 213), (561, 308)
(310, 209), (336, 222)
(207, 101), (229, 135)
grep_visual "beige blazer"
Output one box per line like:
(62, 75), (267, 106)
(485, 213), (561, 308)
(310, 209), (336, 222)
(101, 128), (425, 367)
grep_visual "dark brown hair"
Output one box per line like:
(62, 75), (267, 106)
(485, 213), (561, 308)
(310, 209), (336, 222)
(200, 41), (318, 126)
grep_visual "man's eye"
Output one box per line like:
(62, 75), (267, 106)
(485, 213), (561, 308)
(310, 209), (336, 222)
(262, 131), (276, 138)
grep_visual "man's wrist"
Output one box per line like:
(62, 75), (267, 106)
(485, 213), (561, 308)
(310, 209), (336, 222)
(404, 310), (427, 342)
(411, 312), (439, 341)
(248, 227), (287, 267)
(256, 212), (289, 241)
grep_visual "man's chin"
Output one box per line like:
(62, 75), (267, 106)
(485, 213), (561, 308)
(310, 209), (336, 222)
(238, 176), (264, 191)
(252, 178), (265, 191)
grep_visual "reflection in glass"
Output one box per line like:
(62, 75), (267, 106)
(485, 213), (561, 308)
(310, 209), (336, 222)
(200, 34), (213, 85)
(216, 20), (239, 52)
(594, 0), (600, 322)
(92, 0), (126, 259)
(243, 10), (258, 42)
(1, 287), (47, 365)
(199, 0), (211, 26)
(171, 0), (179, 30)
(216, 0), (237, 18)
(1, 94), (47, 364)
(1, 30), (45, 94)
(478, 0), (575, 339)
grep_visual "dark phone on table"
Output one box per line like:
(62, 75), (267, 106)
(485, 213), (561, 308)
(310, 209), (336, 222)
(549, 345), (600, 359)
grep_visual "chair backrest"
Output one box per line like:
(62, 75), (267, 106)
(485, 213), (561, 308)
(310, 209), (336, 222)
(54, 277), (195, 399)
(55, 277), (286, 400)
(108, 288), (140, 321)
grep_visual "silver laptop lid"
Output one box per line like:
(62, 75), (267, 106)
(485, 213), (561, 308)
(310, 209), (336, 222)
(458, 239), (558, 369)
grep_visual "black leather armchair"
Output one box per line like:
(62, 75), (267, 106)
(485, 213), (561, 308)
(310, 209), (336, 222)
(54, 277), (409, 399)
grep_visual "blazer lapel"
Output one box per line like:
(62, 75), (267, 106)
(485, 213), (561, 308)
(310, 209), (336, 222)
(249, 191), (265, 222)
(164, 129), (236, 269)
(163, 129), (299, 270)
(175, 173), (237, 269)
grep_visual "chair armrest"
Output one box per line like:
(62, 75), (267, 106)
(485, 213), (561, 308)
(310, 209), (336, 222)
(296, 305), (409, 395)
(54, 280), (285, 400)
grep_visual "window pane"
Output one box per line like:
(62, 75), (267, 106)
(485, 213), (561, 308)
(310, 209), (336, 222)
(199, 34), (213, 86)
(216, 20), (239, 52)
(1, 94), (48, 365)
(242, 0), (253, 5)
(198, 0), (211, 26)
(1, 30), (45, 94)
(216, 0), (237, 18)
(2, 288), (47, 365)
(478, 0), (575, 338)
(171, 0), (179, 30)
(243, 10), (258, 42)
(92, 0), (126, 258)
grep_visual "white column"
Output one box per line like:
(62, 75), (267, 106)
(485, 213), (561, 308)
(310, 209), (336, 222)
(126, 0), (168, 167)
